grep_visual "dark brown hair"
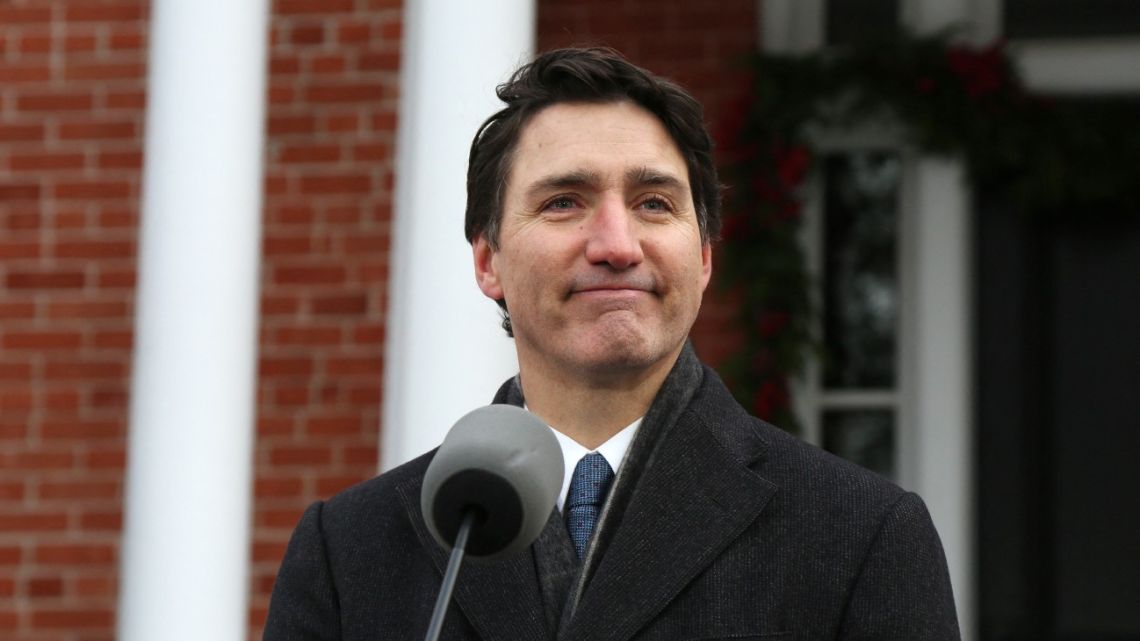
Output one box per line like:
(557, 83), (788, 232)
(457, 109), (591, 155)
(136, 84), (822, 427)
(464, 46), (722, 248)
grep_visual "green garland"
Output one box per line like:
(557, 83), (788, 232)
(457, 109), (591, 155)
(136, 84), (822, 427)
(718, 32), (1140, 430)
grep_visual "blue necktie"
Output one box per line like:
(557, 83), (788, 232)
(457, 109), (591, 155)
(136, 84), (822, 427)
(565, 452), (615, 559)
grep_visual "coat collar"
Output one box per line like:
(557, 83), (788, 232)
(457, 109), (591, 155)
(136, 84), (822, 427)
(558, 348), (777, 641)
(402, 344), (777, 641)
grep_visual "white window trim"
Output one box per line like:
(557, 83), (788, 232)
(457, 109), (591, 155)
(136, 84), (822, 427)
(1014, 38), (1140, 93)
(760, 1), (976, 636)
(759, 0), (824, 54)
(793, 133), (908, 460)
(763, 2), (1140, 638)
(975, 0), (1140, 93)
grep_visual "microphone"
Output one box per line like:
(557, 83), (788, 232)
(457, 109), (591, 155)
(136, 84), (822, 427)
(419, 405), (563, 641)
(422, 404), (564, 558)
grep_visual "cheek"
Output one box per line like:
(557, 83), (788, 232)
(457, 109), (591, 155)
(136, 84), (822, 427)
(499, 251), (544, 301)
(652, 237), (705, 279)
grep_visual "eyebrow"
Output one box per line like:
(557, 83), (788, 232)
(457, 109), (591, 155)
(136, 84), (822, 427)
(627, 166), (687, 192)
(523, 166), (688, 201)
(524, 170), (602, 199)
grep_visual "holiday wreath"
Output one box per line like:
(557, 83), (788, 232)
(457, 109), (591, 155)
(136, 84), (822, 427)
(718, 32), (1140, 430)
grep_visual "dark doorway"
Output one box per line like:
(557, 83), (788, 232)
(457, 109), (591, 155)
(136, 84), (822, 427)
(975, 206), (1140, 640)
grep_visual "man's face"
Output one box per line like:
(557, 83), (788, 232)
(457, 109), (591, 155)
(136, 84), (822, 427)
(473, 101), (712, 380)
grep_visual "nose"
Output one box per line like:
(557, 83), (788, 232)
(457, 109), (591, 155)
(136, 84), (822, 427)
(583, 195), (644, 270)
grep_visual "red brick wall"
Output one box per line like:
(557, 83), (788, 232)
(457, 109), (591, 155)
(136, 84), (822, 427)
(0, 1), (401, 639)
(1, 1), (752, 639)
(250, 1), (401, 636)
(1, 2), (148, 638)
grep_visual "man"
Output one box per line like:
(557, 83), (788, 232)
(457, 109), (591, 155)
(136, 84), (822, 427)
(265, 48), (960, 640)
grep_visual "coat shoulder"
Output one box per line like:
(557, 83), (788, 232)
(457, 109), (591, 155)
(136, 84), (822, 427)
(689, 364), (909, 520)
(316, 450), (435, 540)
(672, 365), (958, 636)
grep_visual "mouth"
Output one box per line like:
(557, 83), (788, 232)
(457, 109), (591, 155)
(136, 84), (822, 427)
(568, 275), (657, 299)
(573, 287), (649, 300)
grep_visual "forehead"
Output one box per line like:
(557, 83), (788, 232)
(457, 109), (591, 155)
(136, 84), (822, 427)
(508, 101), (689, 189)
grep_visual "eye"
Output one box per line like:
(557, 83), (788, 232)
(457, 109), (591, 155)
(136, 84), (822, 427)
(637, 195), (674, 213)
(543, 195), (578, 211)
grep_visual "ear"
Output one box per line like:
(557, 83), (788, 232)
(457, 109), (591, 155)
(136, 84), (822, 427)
(699, 242), (713, 291)
(472, 234), (504, 300)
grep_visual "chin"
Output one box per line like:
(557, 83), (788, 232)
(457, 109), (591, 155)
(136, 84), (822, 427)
(518, 314), (688, 378)
(571, 332), (672, 375)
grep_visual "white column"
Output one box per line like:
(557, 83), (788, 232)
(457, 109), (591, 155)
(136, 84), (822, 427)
(759, 0), (824, 53)
(902, 0), (974, 38)
(903, 4), (977, 636)
(382, 1), (532, 469)
(908, 159), (975, 639)
(118, 1), (268, 640)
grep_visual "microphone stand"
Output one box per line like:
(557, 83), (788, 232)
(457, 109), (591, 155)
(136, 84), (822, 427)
(423, 509), (477, 641)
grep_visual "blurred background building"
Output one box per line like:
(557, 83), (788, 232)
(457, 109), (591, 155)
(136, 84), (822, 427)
(1, 1), (1137, 640)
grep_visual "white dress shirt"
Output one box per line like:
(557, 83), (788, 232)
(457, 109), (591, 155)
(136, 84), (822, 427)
(547, 418), (641, 513)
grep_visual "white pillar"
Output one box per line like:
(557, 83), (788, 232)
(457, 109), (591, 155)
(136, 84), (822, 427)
(902, 0), (974, 38)
(908, 159), (975, 639)
(118, 0), (268, 639)
(382, 1), (533, 469)
(759, 0), (824, 54)
(904, 4), (977, 636)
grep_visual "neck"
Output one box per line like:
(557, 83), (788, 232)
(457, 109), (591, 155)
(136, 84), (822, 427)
(517, 347), (682, 450)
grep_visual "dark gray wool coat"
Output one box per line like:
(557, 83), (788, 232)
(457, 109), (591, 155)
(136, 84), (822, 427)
(264, 344), (960, 640)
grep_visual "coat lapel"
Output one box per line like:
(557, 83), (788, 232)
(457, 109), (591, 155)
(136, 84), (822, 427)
(561, 415), (775, 641)
(531, 508), (580, 635)
(406, 346), (775, 641)
(396, 475), (552, 641)
(559, 351), (778, 641)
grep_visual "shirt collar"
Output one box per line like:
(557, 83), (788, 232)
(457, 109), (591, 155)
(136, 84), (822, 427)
(547, 418), (641, 513)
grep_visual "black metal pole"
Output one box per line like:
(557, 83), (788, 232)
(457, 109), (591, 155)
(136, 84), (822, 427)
(423, 509), (476, 641)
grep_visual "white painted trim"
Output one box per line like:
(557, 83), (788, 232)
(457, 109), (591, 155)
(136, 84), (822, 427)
(972, 0), (1140, 93)
(382, 0), (532, 470)
(817, 390), (900, 408)
(895, 152), (920, 493)
(906, 4), (978, 637)
(908, 158), (976, 639)
(759, 3), (977, 634)
(118, 1), (268, 639)
(794, 169), (825, 447)
(1014, 40), (1140, 93)
(760, 0), (824, 52)
(902, 0), (974, 37)
(972, 0), (1003, 43)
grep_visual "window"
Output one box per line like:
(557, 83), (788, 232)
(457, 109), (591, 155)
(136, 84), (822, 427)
(806, 151), (903, 480)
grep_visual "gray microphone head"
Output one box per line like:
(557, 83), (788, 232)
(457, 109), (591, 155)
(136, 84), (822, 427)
(421, 405), (563, 559)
